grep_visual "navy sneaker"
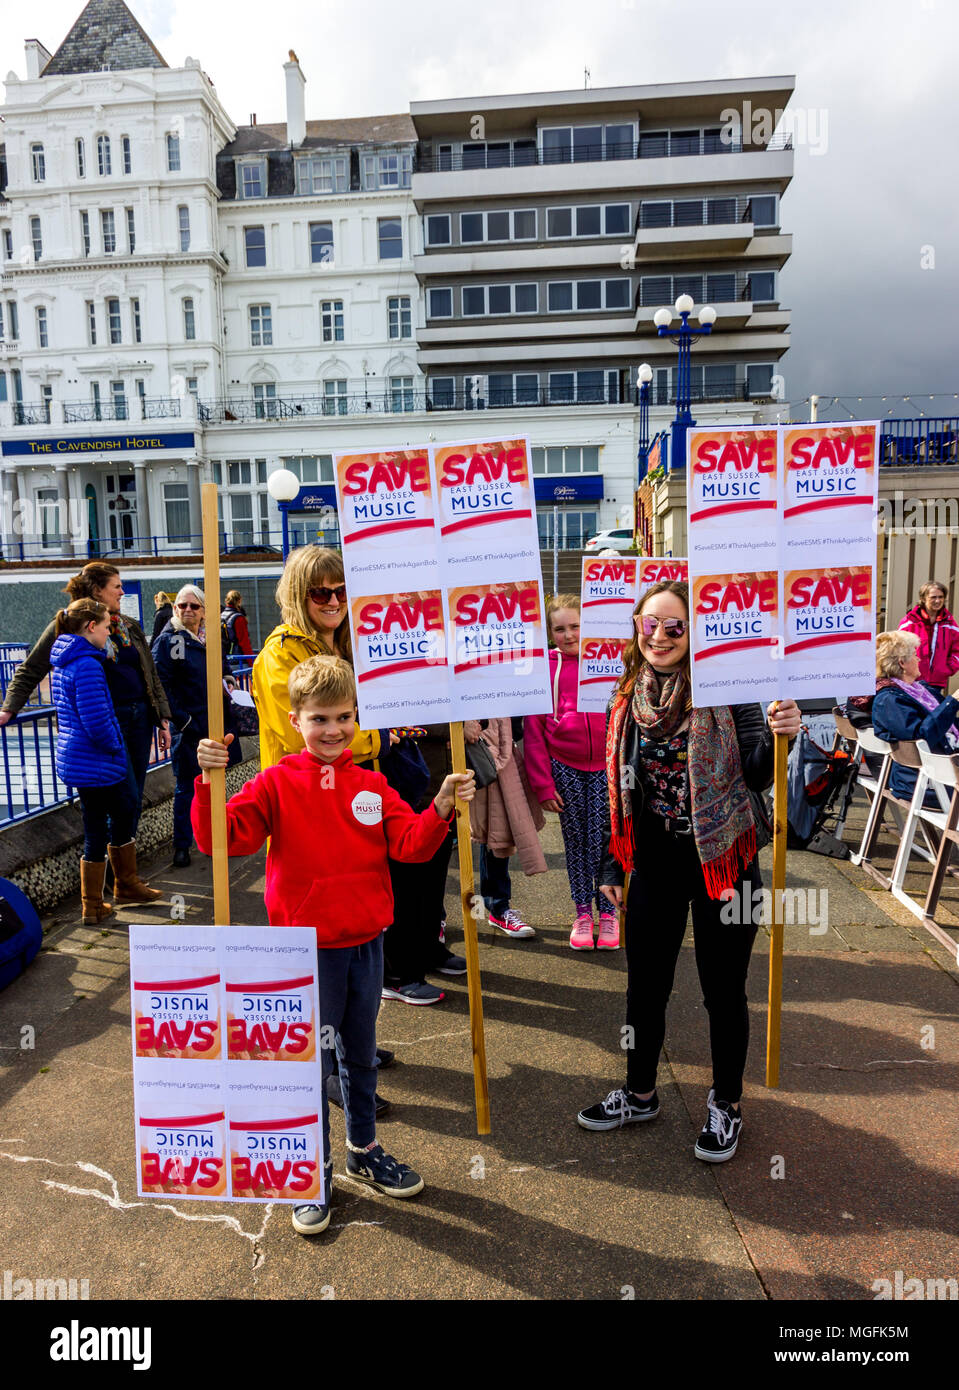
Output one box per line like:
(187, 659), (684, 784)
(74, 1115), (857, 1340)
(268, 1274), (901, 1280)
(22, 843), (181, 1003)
(345, 1143), (424, 1197)
(290, 1202), (331, 1235)
(381, 981), (445, 1005)
(577, 1088), (660, 1131)
(694, 1089), (742, 1163)
(375, 1048), (395, 1069)
(436, 954), (467, 976)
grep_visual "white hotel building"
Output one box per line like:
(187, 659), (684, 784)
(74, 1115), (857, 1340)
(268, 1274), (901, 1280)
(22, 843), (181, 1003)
(0, 0), (793, 562)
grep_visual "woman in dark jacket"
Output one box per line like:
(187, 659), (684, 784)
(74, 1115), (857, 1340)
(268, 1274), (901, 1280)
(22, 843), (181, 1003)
(151, 592), (174, 643)
(49, 600), (155, 923)
(152, 584), (241, 867)
(871, 629), (959, 801)
(221, 590), (253, 656)
(0, 562), (172, 830)
(576, 581), (800, 1163)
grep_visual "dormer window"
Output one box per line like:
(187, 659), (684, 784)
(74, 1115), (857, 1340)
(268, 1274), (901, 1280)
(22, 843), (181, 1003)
(238, 160), (267, 198)
(360, 150), (412, 190)
(295, 154), (348, 195)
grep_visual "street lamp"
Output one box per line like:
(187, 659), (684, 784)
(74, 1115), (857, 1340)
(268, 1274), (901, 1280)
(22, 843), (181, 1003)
(636, 362), (653, 480)
(655, 297), (716, 470)
(267, 467), (300, 559)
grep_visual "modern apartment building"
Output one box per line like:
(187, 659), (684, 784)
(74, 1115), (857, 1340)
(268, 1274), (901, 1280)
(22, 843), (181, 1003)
(0, 0), (794, 563)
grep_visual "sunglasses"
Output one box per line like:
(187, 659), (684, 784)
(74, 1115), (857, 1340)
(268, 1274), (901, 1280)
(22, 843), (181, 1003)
(637, 615), (688, 638)
(308, 586), (347, 605)
(177, 603), (202, 611)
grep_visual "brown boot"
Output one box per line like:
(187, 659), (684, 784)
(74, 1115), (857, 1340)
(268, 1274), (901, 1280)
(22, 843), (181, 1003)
(80, 859), (115, 925)
(107, 841), (162, 903)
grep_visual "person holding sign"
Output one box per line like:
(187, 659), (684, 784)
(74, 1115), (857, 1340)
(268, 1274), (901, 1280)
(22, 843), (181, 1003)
(524, 595), (616, 950)
(193, 655), (475, 1235)
(576, 581), (799, 1162)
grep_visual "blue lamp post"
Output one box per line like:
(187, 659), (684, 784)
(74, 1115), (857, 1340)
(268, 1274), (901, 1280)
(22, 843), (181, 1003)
(267, 467), (300, 559)
(636, 361), (653, 481)
(653, 295), (717, 471)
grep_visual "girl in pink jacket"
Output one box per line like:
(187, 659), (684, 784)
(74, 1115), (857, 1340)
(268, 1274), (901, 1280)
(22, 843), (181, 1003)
(524, 595), (618, 950)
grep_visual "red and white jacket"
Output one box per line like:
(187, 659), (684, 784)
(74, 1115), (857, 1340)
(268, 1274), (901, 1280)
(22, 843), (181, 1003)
(899, 603), (959, 690)
(192, 749), (451, 948)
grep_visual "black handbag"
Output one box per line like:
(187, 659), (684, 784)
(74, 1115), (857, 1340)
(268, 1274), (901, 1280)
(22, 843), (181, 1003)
(464, 737), (498, 788)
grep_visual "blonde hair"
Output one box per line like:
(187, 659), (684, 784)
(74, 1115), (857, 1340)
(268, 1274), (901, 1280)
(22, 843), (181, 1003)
(55, 598), (110, 636)
(170, 584), (205, 632)
(275, 547), (352, 662)
(288, 654), (356, 712)
(546, 593), (581, 647)
(225, 590), (242, 608)
(877, 629), (919, 679)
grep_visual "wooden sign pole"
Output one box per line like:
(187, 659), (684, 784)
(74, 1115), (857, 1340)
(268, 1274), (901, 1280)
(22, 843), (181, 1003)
(448, 720), (491, 1135)
(765, 729), (789, 1086)
(201, 482), (230, 927)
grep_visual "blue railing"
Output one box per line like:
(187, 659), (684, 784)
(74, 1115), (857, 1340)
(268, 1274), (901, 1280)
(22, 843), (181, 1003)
(0, 644), (50, 708)
(880, 418), (958, 466)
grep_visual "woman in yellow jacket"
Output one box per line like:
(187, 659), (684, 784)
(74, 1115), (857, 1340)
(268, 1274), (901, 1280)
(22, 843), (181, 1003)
(253, 546), (387, 771)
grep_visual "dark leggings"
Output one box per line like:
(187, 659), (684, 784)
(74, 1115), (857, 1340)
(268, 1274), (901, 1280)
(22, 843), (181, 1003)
(77, 780), (137, 861)
(624, 811), (759, 1103)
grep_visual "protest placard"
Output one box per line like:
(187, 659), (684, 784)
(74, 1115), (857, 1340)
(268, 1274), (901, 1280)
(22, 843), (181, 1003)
(636, 556), (689, 602)
(577, 637), (629, 714)
(690, 569), (781, 707)
(687, 426), (779, 570)
(782, 422), (878, 567)
(130, 925), (324, 1204)
(349, 588), (452, 725)
(335, 448), (440, 588)
(581, 556), (637, 637)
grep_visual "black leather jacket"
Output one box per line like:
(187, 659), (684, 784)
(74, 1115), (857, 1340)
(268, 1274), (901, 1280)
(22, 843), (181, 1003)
(598, 702), (775, 888)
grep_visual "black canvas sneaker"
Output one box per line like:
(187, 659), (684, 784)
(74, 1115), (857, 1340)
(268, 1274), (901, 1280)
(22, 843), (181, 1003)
(694, 1088), (742, 1162)
(576, 1087), (660, 1130)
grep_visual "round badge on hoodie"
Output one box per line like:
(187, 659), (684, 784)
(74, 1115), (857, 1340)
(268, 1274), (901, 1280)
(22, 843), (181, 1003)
(352, 791), (383, 826)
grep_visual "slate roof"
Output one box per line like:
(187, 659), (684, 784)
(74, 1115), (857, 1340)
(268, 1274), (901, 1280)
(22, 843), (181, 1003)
(221, 114), (416, 156)
(42, 0), (168, 76)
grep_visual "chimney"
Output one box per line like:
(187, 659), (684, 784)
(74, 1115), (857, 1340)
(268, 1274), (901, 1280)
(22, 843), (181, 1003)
(24, 39), (52, 79)
(284, 51), (306, 148)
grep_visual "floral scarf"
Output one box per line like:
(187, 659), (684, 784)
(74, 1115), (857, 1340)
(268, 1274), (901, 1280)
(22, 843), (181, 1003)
(105, 614), (132, 662)
(607, 664), (757, 900)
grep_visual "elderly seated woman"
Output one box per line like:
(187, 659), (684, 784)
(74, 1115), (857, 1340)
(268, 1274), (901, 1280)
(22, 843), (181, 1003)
(871, 629), (959, 801)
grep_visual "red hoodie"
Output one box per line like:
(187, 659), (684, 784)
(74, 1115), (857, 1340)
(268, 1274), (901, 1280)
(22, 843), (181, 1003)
(191, 749), (451, 948)
(523, 648), (606, 803)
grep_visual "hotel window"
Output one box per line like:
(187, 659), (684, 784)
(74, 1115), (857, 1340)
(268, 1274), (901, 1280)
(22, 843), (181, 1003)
(40, 385), (52, 422)
(283, 455), (335, 484)
(253, 382), (277, 419)
(747, 271), (776, 301)
(462, 286), (485, 317)
(167, 133), (180, 172)
(531, 446), (600, 475)
(2, 230), (12, 261)
(80, 211), (91, 256)
(428, 287), (453, 318)
(425, 215), (451, 246)
(387, 295), (411, 339)
(244, 226), (266, 267)
(323, 380), (348, 416)
(97, 134), (111, 176)
(37, 489), (61, 550)
(377, 218), (402, 260)
(30, 217), (42, 261)
(107, 297), (122, 344)
(488, 373), (539, 407)
(178, 204), (190, 252)
(309, 221), (333, 265)
(514, 283), (538, 313)
(228, 460), (252, 486)
(132, 297), (142, 343)
(460, 209), (519, 244)
(0, 372), (5, 402)
(87, 302), (97, 345)
(389, 376), (415, 413)
(747, 195), (778, 227)
(91, 381), (102, 418)
(121, 135), (132, 174)
(746, 364), (775, 398)
(163, 483), (191, 543)
(546, 279), (630, 312)
(320, 300), (343, 343)
(183, 297), (196, 341)
(31, 144), (45, 182)
(605, 204), (630, 235)
(706, 196), (736, 224)
(136, 378), (146, 409)
(111, 380), (127, 420)
(36, 306), (48, 348)
(512, 209), (536, 239)
(249, 303), (272, 346)
(295, 155), (348, 194)
(187, 377), (198, 402)
(429, 376), (456, 409)
(126, 207), (136, 252)
(76, 137), (86, 178)
(541, 123), (634, 163)
(238, 161), (266, 198)
(547, 371), (619, 404)
(361, 151), (412, 189)
(101, 209), (116, 253)
(7, 302), (18, 340)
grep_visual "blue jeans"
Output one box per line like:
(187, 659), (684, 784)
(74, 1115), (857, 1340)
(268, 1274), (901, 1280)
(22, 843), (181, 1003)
(317, 936), (383, 1179)
(77, 779), (137, 860)
(170, 729), (200, 850)
(480, 845), (512, 918)
(114, 700), (154, 834)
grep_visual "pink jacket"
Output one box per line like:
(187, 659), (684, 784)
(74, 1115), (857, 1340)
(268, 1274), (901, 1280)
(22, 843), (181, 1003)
(523, 648), (606, 803)
(899, 603), (959, 689)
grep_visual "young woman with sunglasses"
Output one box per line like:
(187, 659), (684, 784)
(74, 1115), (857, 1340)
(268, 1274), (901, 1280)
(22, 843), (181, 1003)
(576, 581), (799, 1162)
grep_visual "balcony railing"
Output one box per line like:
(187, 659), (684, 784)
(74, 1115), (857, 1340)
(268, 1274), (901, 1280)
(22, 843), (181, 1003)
(62, 400), (129, 423)
(414, 131), (792, 173)
(12, 404), (48, 425)
(637, 195), (776, 230)
(638, 271), (777, 307)
(143, 397), (182, 419)
(880, 418), (958, 466)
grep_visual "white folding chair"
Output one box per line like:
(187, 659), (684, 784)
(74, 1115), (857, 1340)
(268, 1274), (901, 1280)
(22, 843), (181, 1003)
(888, 740), (954, 908)
(849, 728), (909, 883)
(891, 741), (959, 952)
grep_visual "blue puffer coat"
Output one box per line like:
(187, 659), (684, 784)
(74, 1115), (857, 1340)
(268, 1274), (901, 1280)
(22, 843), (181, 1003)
(50, 635), (128, 788)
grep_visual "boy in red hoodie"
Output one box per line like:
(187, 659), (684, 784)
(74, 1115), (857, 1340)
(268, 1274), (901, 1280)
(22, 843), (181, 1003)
(524, 595), (616, 951)
(193, 654), (474, 1236)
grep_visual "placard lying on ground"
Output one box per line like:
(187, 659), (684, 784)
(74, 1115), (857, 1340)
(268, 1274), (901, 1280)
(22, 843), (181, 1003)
(335, 438), (551, 724)
(130, 925), (324, 1205)
(686, 423), (878, 707)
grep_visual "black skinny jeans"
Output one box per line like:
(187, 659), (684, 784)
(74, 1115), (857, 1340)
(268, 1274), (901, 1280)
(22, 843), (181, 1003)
(623, 810), (759, 1104)
(77, 780), (137, 861)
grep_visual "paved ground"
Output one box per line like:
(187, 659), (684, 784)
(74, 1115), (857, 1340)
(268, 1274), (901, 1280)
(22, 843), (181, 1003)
(1, 793), (956, 1301)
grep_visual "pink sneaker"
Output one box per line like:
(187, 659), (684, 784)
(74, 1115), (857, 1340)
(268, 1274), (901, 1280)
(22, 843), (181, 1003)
(596, 914), (621, 950)
(569, 912), (595, 950)
(489, 908), (536, 939)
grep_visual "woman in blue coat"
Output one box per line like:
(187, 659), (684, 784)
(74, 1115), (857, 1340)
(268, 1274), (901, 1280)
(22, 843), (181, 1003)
(50, 600), (159, 923)
(152, 585), (241, 867)
(871, 628), (959, 801)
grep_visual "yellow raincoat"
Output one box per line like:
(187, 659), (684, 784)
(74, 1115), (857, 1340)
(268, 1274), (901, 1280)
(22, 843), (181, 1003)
(252, 622), (383, 771)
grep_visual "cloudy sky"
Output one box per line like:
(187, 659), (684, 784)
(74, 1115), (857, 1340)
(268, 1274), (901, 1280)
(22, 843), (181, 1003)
(3, 0), (957, 421)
